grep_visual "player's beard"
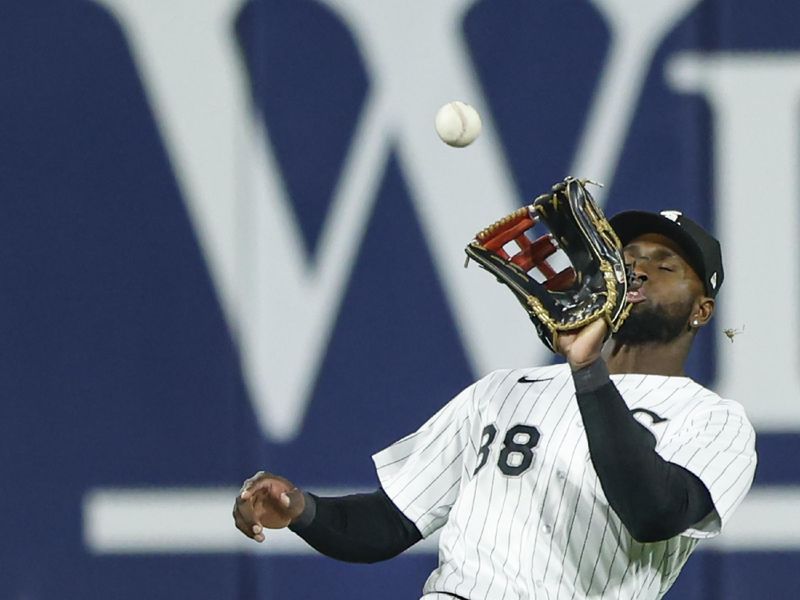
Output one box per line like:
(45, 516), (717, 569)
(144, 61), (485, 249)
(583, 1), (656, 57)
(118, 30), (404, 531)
(613, 299), (694, 345)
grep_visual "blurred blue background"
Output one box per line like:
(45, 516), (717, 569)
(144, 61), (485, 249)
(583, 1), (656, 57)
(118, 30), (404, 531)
(2, 0), (799, 598)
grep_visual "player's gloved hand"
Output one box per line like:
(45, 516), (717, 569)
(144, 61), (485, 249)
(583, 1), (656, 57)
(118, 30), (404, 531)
(232, 471), (306, 543)
(556, 318), (608, 371)
(464, 177), (631, 354)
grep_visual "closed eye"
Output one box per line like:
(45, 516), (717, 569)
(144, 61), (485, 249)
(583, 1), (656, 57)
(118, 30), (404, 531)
(659, 266), (674, 272)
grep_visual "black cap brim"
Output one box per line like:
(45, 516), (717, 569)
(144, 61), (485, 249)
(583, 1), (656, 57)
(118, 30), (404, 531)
(609, 211), (709, 292)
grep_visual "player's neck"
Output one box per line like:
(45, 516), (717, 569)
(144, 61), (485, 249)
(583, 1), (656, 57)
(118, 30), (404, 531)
(605, 339), (690, 377)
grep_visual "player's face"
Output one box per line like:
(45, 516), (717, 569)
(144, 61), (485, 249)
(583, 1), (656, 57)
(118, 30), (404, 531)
(614, 233), (706, 345)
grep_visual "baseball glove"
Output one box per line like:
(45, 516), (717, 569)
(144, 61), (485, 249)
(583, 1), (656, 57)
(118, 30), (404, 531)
(464, 177), (632, 353)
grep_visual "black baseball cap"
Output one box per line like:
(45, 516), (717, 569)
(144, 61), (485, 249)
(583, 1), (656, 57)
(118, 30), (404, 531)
(609, 210), (724, 298)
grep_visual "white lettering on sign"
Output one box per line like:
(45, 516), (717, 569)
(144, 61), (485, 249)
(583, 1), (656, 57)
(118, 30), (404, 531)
(668, 52), (800, 430)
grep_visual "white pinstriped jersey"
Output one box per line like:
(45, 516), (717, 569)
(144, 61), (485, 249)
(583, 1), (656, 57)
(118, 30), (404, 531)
(372, 363), (756, 600)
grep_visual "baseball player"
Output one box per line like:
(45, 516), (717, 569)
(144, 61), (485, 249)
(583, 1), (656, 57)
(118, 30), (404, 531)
(233, 210), (756, 599)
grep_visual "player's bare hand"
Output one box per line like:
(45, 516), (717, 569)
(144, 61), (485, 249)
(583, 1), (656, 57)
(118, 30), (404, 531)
(232, 471), (305, 542)
(556, 319), (608, 371)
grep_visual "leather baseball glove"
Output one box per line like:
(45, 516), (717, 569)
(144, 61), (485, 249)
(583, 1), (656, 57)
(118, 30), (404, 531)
(465, 177), (632, 353)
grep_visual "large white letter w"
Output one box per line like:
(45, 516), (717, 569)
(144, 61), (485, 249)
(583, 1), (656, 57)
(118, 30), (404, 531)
(93, 0), (546, 441)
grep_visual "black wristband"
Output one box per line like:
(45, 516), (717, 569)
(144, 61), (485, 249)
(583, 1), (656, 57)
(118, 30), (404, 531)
(288, 492), (317, 531)
(571, 358), (611, 393)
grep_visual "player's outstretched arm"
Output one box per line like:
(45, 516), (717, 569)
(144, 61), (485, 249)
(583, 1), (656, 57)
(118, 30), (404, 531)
(233, 471), (306, 542)
(233, 472), (422, 562)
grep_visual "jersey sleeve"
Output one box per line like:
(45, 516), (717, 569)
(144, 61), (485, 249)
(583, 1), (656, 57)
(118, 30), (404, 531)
(656, 400), (757, 539)
(371, 376), (488, 538)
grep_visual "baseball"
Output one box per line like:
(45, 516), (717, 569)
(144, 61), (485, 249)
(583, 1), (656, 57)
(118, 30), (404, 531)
(434, 101), (482, 147)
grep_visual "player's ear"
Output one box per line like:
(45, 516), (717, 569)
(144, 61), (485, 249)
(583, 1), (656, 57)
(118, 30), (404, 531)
(690, 297), (714, 329)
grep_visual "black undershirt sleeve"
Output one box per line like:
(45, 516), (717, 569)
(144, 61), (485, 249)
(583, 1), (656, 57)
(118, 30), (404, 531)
(287, 487), (422, 563)
(573, 359), (715, 542)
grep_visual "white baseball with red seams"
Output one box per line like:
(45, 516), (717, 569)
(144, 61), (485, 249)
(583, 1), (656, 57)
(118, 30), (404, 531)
(435, 101), (482, 147)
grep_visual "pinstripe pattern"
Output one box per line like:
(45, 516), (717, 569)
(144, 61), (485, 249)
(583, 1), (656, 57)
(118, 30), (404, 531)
(372, 364), (757, 600)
